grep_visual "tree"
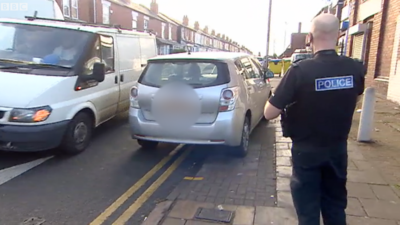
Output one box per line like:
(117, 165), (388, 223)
(272, 53), (278, 58)
(258, 52), (261, 57)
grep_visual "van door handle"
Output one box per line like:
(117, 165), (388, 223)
(120, 74), (124, 82)
(114, 76), (118, 84)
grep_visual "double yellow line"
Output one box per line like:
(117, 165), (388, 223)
(89, 144), (191, 225)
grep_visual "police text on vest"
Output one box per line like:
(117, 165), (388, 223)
(315, 75), (354, 91)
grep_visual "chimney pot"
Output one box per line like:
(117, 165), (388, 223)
(298, 22), (302, 33)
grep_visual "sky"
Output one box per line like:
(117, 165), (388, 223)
(133, 0), (329, 55)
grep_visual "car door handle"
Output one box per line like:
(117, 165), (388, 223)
(120, 74), (124, 82)
(114, 76), (118, 84)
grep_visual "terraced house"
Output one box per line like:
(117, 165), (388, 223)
(321, 0), (400, 104)
(56, 0), (252, 55)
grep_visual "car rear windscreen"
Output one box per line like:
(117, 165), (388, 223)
(138, 60), (230, 88)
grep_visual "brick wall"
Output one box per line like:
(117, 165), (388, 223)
(347, 0), (396, 97)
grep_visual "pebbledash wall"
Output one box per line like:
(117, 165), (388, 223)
(345, 0), (400, 104)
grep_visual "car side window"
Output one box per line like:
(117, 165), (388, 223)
(100, 35), (115, 73)
(249, 58), (262, 79)
(234, 59), (247, 79)
(240, 57), (256, 79)
(82, 37), (101, 76)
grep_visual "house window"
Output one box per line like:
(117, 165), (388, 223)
(168, 25), (172, 40)
(71, 0), (78, 19)
(102, 1), (110, 24)
(144, 16), (149, 31)
(132, 11), (138, 29)
(63, 0), (70, 17)
(161, 23), (166, 39)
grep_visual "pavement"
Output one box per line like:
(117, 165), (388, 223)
(141, 77), (400, 225)
(0, 77), (399, 225)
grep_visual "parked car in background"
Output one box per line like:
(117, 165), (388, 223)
(129, 52), (274, 157)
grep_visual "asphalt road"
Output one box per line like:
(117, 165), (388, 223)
(0, 77), (282, 225)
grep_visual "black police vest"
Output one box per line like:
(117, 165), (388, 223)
(285, 53), (364, 145)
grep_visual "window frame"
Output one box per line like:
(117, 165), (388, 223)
(102, 1), (110, 24)
(132, 11), (138, 29)
(161, 23), (166, 39)
(168, 25), (172, 40)
(71, 0), (78, 19)
(62, 0), (70, 17)
(144, 16), (149, 31)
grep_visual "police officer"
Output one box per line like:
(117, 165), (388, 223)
(263, 14), (365, 225)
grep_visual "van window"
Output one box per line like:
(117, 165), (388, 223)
(139, 60), (230, 88)
(82, 38), (101, 75)
(100, 35), (115, 72)
(0, 22), (91, 69)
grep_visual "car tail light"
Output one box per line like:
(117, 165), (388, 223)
(130, 87), (140, 108)
(219, 87), (239, 112)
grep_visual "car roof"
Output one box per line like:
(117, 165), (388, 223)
(0, 18), (152, 37)
(148, 52), (250, 61)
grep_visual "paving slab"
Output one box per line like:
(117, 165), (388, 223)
(347, 182), (376, 199)
(276, 157), (291, 166)
(142, 201), (173, 225)
(276, 166), (292, 178)
(232, 206), (255, 225)
(168, 200), (213, 220)
(162, 218), (186, 225)
(371, 184), (400, 201)
(346, 197), (367, 216)
(347, 170), (387, 185)
(347, 216), (398, 225)
(277, 177), (290, 191)
(277, 191), (294, 208)
(254, 206), (297, 225)
(359, 198), (400, 220)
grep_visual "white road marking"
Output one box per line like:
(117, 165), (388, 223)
(0, 156), (53, 186)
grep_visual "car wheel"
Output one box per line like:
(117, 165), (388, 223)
(231, 117), (250, 158)
(138, 139), (159, 149)
(59, 112), (93, 155)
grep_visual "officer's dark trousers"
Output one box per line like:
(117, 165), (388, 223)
(290, 141), (348, 225)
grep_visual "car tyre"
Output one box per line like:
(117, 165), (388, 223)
(59, 112), (93, 155)
(231, 116), (250, 158)
(138, 139), (159, 149)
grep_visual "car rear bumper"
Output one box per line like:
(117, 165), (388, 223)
(129, 107), (245, 146)
(0, 121), (69, 152)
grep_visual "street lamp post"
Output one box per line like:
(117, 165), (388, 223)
(266, 0), (272, 58)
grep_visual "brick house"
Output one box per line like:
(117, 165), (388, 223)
(55, 0), (250, 54)
(342, 0), (400, 103)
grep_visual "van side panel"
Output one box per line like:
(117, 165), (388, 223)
(115, 34), (142, 112)
(139, 36), (158, 66)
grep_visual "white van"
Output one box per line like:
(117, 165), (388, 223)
(0, 0), (64, 20)
(0, 17), (157, 154)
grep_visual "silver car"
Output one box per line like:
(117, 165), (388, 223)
(129, 52), (273, 157)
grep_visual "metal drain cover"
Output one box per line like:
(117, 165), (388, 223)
(194, 207), (234, 223)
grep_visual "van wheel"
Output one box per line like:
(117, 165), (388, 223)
(59, 112), (93, 155)
(138, 139), (159, 149)
(231, 117), (250, 158)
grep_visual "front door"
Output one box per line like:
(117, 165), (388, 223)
(81, 35), (119, 124)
